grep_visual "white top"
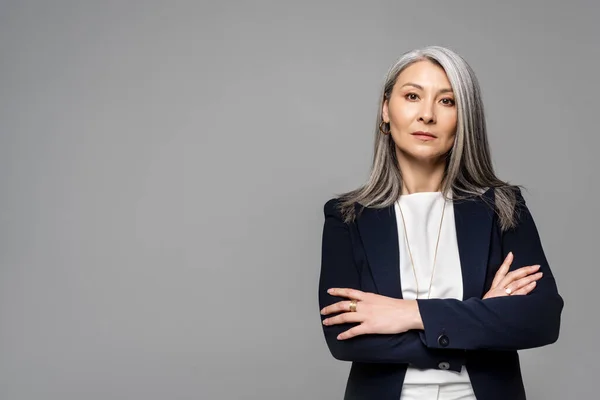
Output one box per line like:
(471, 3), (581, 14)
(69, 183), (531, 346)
(394, 191), (472, 385)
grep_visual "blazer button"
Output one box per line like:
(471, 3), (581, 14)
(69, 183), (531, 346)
(438, 361), (450, 370)
(438, 334), (450, 347)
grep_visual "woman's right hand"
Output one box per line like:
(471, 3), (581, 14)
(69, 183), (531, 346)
(483, 252), (543, 299)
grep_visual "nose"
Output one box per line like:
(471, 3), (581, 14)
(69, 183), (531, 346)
(418, 101), (436, 124)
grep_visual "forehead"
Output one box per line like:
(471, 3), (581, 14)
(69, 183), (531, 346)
(396, 60), (451, 87)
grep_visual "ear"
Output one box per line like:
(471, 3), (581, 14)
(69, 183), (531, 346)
(382, 97), (390, 123)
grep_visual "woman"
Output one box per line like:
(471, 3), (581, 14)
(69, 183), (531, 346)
(318, 46), (563, 400)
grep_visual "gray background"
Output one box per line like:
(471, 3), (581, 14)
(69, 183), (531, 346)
(0, 1), (597, 399)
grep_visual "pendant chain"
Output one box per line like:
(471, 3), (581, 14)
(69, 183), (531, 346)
(398, 196), (446, 300)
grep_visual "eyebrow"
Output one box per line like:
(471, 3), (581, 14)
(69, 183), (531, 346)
(400, 82), (454, 94)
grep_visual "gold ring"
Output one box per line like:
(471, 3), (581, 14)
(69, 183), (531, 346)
(349, 299), (358, 312)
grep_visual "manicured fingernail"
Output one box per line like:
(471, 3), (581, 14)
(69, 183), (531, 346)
(328, 289), (334, 294)
(322, 319), (328, 325)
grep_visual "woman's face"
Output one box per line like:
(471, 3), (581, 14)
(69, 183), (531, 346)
(382, 60), (457, 164)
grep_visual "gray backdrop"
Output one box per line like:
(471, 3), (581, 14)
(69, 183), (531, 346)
(1, 1), (597, 399)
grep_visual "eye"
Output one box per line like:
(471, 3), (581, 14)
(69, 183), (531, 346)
(440, 98), (455, 106)
(405, 93), (419, 101)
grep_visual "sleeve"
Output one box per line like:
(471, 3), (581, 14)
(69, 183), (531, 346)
(415, 189), (564, 351)
(318, 199), (466, 371)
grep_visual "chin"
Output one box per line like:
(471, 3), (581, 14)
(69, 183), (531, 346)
(406, 145), (442, 156)
(398, 146), (448, 162)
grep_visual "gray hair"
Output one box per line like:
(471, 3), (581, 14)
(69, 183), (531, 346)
(338, 45), (521, 231)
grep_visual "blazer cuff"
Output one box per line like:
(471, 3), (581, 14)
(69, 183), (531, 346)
(417, 299), (457, 349)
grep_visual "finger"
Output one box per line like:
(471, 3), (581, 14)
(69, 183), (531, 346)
(506, 272), (543, 294)
(499, 264), (540, 289)
(327, 288), (365, 301)
(323, 312), (364, 326)
(321, 300), (356, 316)
(337, 324), (369, 340)
(491, 252), (514, 288)
(510, 281), (537, 296)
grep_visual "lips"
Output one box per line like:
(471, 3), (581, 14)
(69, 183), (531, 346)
(411, 131), (437, 138)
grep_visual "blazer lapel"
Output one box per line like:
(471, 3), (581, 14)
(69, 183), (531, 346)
(356, 205), (403, 299)
(453, 187), (495, 299)
(356, 187), (495, 301)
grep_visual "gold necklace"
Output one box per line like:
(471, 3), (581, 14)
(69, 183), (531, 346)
(397, 194), (446, 300)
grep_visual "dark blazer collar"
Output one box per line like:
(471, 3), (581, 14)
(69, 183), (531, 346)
(356, 188), (495, 300)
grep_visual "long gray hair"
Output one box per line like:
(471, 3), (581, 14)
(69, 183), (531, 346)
(338, 45), (521, 231)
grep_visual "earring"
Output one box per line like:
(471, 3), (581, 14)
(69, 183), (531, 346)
(379, 120), (391, 135)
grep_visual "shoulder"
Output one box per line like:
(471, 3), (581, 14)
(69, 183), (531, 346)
(323, 197), (363, 224)
(323, 197), (344, 219)
(490, 185), (531, 231)
(486, 185), (526, 203)
(494, 185), (527, 209)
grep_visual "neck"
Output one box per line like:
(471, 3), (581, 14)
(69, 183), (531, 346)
(397, 153), (446, 195)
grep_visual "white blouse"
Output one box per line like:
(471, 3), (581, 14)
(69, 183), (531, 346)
(394, 191), (472, 385)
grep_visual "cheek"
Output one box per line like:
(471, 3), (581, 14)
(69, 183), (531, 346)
(442, 129), (457, 150)
(436, 112), (457, 151)
(390, 105), (417, 128)
(440, 111), (458, 136)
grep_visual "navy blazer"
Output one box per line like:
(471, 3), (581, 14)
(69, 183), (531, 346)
(318, 187), (563, 400)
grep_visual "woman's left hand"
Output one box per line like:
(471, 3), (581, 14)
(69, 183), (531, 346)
(320, 288), (423, 340)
